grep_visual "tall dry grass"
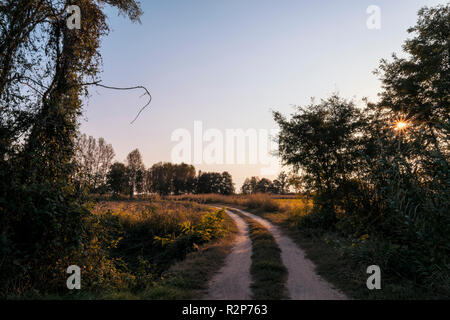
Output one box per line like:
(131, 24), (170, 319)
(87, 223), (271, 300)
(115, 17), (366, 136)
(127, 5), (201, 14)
(75, 200), (230, 293)
(167, 193), (311, 213)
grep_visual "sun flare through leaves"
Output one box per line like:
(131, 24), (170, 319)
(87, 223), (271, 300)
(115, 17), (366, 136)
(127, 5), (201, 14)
(391, 117), (412, 136)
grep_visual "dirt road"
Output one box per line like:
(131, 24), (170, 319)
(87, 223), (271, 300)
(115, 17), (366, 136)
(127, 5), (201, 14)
(232, 208), (347, 300)
(205, 206), (347, 300)
(204, 210), (252, 299)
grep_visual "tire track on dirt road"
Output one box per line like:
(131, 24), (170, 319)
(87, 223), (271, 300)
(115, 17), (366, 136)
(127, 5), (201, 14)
(204, 210), (252, 300)
(231, 207), (347, 300)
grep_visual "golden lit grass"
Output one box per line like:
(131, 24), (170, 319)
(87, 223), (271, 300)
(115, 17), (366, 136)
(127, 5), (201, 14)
(167, 193), (246, 206)
(90, 200), (211, 231)
(167, 193), (309, 213)
(274, 197), (312, 214)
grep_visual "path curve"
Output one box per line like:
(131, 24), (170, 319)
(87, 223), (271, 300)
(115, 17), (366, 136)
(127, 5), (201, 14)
(204, 210), (252, 300)
(232, 207), (347, 300)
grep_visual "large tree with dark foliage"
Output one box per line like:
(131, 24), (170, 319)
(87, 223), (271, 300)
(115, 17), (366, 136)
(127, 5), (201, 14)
(107, 162), (128, 197)
(376, 4), (449, 157)
(274, 4), (449, 294)
(274, 95), (363, 221)
(0, 0), (142, 296)
(126, 149), (145, 199)
(196, 171), (235, 195)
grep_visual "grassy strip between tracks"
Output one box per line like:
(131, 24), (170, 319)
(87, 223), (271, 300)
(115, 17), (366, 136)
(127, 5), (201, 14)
(238, 214), (288, 300)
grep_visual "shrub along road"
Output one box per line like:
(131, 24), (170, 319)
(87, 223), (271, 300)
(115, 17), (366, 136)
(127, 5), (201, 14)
(206, 206), (347, 300)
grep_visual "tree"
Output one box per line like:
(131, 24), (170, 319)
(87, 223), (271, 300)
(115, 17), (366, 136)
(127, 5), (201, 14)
(147, 162), (195, 195)
(255, 178), (272, 193)
(197, 172), (218, 194)
(365, 4), (450, 272)
(195, 171), (234, 194)
(172, 163), (196, 194)
(249, 177), (259, 193)
(148, 162), (174, 195)
(220, 172), (235, 195)
(135, 168), (145, 194)
(241, 176), (260, 194)
(75, 134), (115, 192)
(0, 0), (143, 295)
(274, 95), (363, 196)
(274, 95), (364, 226)
(241, 178), (252, 195)
(270, 4), (450, 291)
(276, 171), (289, 194)
(288, 174), (303, 194)
(376, 4), (449, 158)
(107, 162), (128, 197)
(126, 149), (145, 199)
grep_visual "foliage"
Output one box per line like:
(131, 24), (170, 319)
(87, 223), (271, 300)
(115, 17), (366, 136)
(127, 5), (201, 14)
(0, 0), (143, 297)
(196, 171), (235, 195)
(241, 172), (291, 195)
(90, 201), (228, 293)
(126, 149), (145, 199)
(0, 181), (90, 296)
(273, 5), (450, 295)
(146, 162), (235, 196)
(74, 134), (115, 193)
(1, 199), (230, 298)
(107, 162), (129, 197)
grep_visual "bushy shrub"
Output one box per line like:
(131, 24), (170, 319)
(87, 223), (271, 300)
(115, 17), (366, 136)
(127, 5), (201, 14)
(153, 209), (227, 264)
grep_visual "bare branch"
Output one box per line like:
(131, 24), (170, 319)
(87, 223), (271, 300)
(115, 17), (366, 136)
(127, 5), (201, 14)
(84, 81), (152, 124)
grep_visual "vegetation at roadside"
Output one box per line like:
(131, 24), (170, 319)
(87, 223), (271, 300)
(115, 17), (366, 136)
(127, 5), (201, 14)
(241, 216), (288, 300)
(142, 211), (238, 299)
(252, 203), (449, 299)
(169, 193), (284, 213)
(270, 5), (450, 299)
(0, 0), (143, 297)
(2, 201), (233, 299)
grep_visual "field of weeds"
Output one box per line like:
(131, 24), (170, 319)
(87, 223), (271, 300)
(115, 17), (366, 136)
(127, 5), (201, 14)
(41, 200), (235, 299)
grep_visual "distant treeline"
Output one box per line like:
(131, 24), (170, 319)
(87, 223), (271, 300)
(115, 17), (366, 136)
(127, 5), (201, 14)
(74, 140), (234, 197)
(241, 174), (292, 195)
(74, 134), (296, 198)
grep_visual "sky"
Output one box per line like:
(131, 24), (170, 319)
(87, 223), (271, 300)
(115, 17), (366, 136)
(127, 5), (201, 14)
(80, 0), (447, 189)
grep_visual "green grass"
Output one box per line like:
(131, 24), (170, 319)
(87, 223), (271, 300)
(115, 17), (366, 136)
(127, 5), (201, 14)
(238, 215), (288, 300)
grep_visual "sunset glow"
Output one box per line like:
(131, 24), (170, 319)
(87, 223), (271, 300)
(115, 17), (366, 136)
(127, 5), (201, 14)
(395, 121), (408, 130)
(391, 117), (412, 136)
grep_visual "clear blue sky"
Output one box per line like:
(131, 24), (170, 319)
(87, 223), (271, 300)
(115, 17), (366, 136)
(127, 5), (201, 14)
(80, 0), (447, 189)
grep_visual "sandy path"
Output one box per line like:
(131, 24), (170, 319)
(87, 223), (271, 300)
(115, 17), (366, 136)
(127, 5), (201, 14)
(204, 210), (252, 300)
(232, 208), (347, 300)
